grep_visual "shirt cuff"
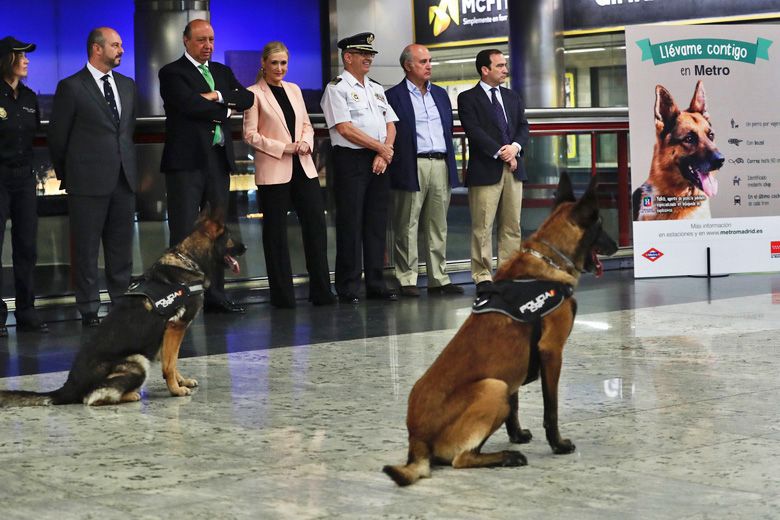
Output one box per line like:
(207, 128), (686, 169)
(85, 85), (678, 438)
(512, 142), (522, 155)
(215, 90), (224, 104)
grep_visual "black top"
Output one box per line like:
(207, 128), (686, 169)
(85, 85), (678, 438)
(0, 80), (40, 169)
(268, 84), (296, 139)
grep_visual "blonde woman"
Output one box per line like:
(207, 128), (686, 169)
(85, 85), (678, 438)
(243, 42), (335, 308)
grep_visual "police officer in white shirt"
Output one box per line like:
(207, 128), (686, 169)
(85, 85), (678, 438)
(321, 32), (399, 303)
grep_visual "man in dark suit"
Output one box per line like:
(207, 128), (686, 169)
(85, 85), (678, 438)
(386, 44), (463, 297)
(49, 27), (138, 327)
(457, 49), (529, 288)
(158, 19), (253, 313)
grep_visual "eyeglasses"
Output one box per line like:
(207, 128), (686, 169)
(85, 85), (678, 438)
(348, 51), (375, 58)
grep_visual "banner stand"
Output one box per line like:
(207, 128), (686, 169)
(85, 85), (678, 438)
(689, 247), (729, 279)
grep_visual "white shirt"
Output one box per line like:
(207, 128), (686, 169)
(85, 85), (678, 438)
(479, 80), (522, 156)
(86, 62), (121, 116)
(321, 70), (399, 149)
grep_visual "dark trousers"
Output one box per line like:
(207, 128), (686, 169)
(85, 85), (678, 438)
(0, 165), (38, 320)
(258, 158), (332, 306)
(331, 146), (390, 296)
(68, 174), (135, 316)
(165, 144), (230, 302)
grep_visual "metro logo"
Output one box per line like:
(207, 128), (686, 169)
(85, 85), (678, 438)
(642, 248), (664, 262)
(771, 241), (780, 258)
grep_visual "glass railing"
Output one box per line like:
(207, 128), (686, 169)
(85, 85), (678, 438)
(10, 108), (630, 301)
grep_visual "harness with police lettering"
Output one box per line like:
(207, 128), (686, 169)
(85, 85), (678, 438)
(472, 279), (573, 323)
(124, 252), (205, 318)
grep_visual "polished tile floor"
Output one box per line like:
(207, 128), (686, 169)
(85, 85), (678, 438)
(2, 270), (780, 519)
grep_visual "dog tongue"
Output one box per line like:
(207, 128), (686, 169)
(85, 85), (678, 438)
(699, 172), (718, 197)
(593, 251), (604, 278)
(225, 255), (240, 274)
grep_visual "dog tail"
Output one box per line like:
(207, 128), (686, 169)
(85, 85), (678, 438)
(383, 439), (431, 486)
(0, 390), (56, 408)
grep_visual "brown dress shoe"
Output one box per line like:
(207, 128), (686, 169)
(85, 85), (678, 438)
(399, 285), (420, 297)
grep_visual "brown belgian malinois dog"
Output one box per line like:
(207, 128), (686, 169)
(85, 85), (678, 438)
(632, 80), (725, 220)
(383, 172), (617, 486)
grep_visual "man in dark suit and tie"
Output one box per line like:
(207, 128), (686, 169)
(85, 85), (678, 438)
(49, 27), (138, 327)
(457, 49), (529, 288)
(385, 44), (463, 297)
(158, 19), (253, 314)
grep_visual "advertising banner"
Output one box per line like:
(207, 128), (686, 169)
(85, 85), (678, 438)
(626, 24), (780, 277)
(565, 0), (780, 33)
(413, 0), (509, 48)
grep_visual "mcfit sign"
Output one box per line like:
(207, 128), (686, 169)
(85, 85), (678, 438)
(414, 0), (509, 48)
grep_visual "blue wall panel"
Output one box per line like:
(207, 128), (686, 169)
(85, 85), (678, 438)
(0, 1), (321, 94)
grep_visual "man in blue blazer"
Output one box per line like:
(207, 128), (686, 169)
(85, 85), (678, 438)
(386, 44), (463, 297)
(457, 49), (529, 288)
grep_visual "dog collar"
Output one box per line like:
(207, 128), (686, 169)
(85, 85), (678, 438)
(172, 251), (204, 276)
(521, 244), (580, 275)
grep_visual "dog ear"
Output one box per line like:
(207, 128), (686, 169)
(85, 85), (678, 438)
(688, 80), (709, 120)
(571, 175), (599, 226)
(655, 85), (680, 134)
(554, 171), (576, 206)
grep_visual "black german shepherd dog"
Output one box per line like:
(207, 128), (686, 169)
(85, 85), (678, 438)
(0, 208), (246, 407)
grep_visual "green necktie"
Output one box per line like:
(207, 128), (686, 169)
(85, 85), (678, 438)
(199, 64), (223, 145)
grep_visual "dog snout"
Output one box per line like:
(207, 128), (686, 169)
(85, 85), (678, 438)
(711, 150), (725, 170)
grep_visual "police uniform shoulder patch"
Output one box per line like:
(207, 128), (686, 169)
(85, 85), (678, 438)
(369, 77), (382, 85)
(330, 77), (343, 85)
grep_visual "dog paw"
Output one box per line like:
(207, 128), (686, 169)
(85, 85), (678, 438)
(552, 439), (576, 454)
(508, 428), (533, 444)
(501, 450), (528, 467)
(170, 386), (192, 397)
(179, 377), (199, 388)
(121, 391), (142, 403)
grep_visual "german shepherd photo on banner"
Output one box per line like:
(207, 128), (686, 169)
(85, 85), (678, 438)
(633, 80), (725, 220)
(0, 207), (246, 408)
(383, 172), (617, 486)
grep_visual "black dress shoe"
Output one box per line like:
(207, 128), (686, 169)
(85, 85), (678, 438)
(338, 293), (360, 304)
(270, 299), (296, 309)
(81, 313), (100, 327)
(428, 284), (465, 296)
(17, 319), (49, 333)
(204, 299), (246, 314)
(399, 285), (420, 297)
(366, 289), (399, 301)
(0, 325), (7, 337)
(311, 293), (337, 306)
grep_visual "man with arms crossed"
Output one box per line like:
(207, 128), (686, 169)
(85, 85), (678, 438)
(49, 27), (138, 327)
(385, 44), (463, 297)
(321, 33), (399, 303)
(158, 19), (253, 313)
(457, 49), (529, 289)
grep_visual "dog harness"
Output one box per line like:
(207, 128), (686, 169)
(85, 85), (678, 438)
(125, 278), (204, 318)
(472, 279), (573, 323)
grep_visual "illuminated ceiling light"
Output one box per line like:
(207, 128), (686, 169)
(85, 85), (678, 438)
(564, 47), (607, 54)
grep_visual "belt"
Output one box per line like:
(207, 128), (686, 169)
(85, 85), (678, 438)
(417, 152), (447, 160)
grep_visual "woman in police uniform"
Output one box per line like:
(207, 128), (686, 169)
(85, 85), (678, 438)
(0, 36), (47, 335)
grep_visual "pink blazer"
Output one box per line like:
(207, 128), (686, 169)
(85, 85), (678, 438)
(243, 79), (318, 185)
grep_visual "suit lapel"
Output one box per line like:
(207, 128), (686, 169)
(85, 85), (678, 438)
(260, 79), (291, 138)
(182, 56), (211, 91)
(500, 86), (515, 132)
(78, 67), (117, 127)
(116, 74), (132, 127)
(474, 84), (502, 135)
(431, 86), (450, 131)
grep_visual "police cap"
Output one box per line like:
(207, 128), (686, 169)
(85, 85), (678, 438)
(0, 36), (36, 59)
(337, 32), (378, 54)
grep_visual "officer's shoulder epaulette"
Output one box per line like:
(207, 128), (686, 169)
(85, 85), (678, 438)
(329, 77), (342, 85)
(369, 78), (382, 85)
